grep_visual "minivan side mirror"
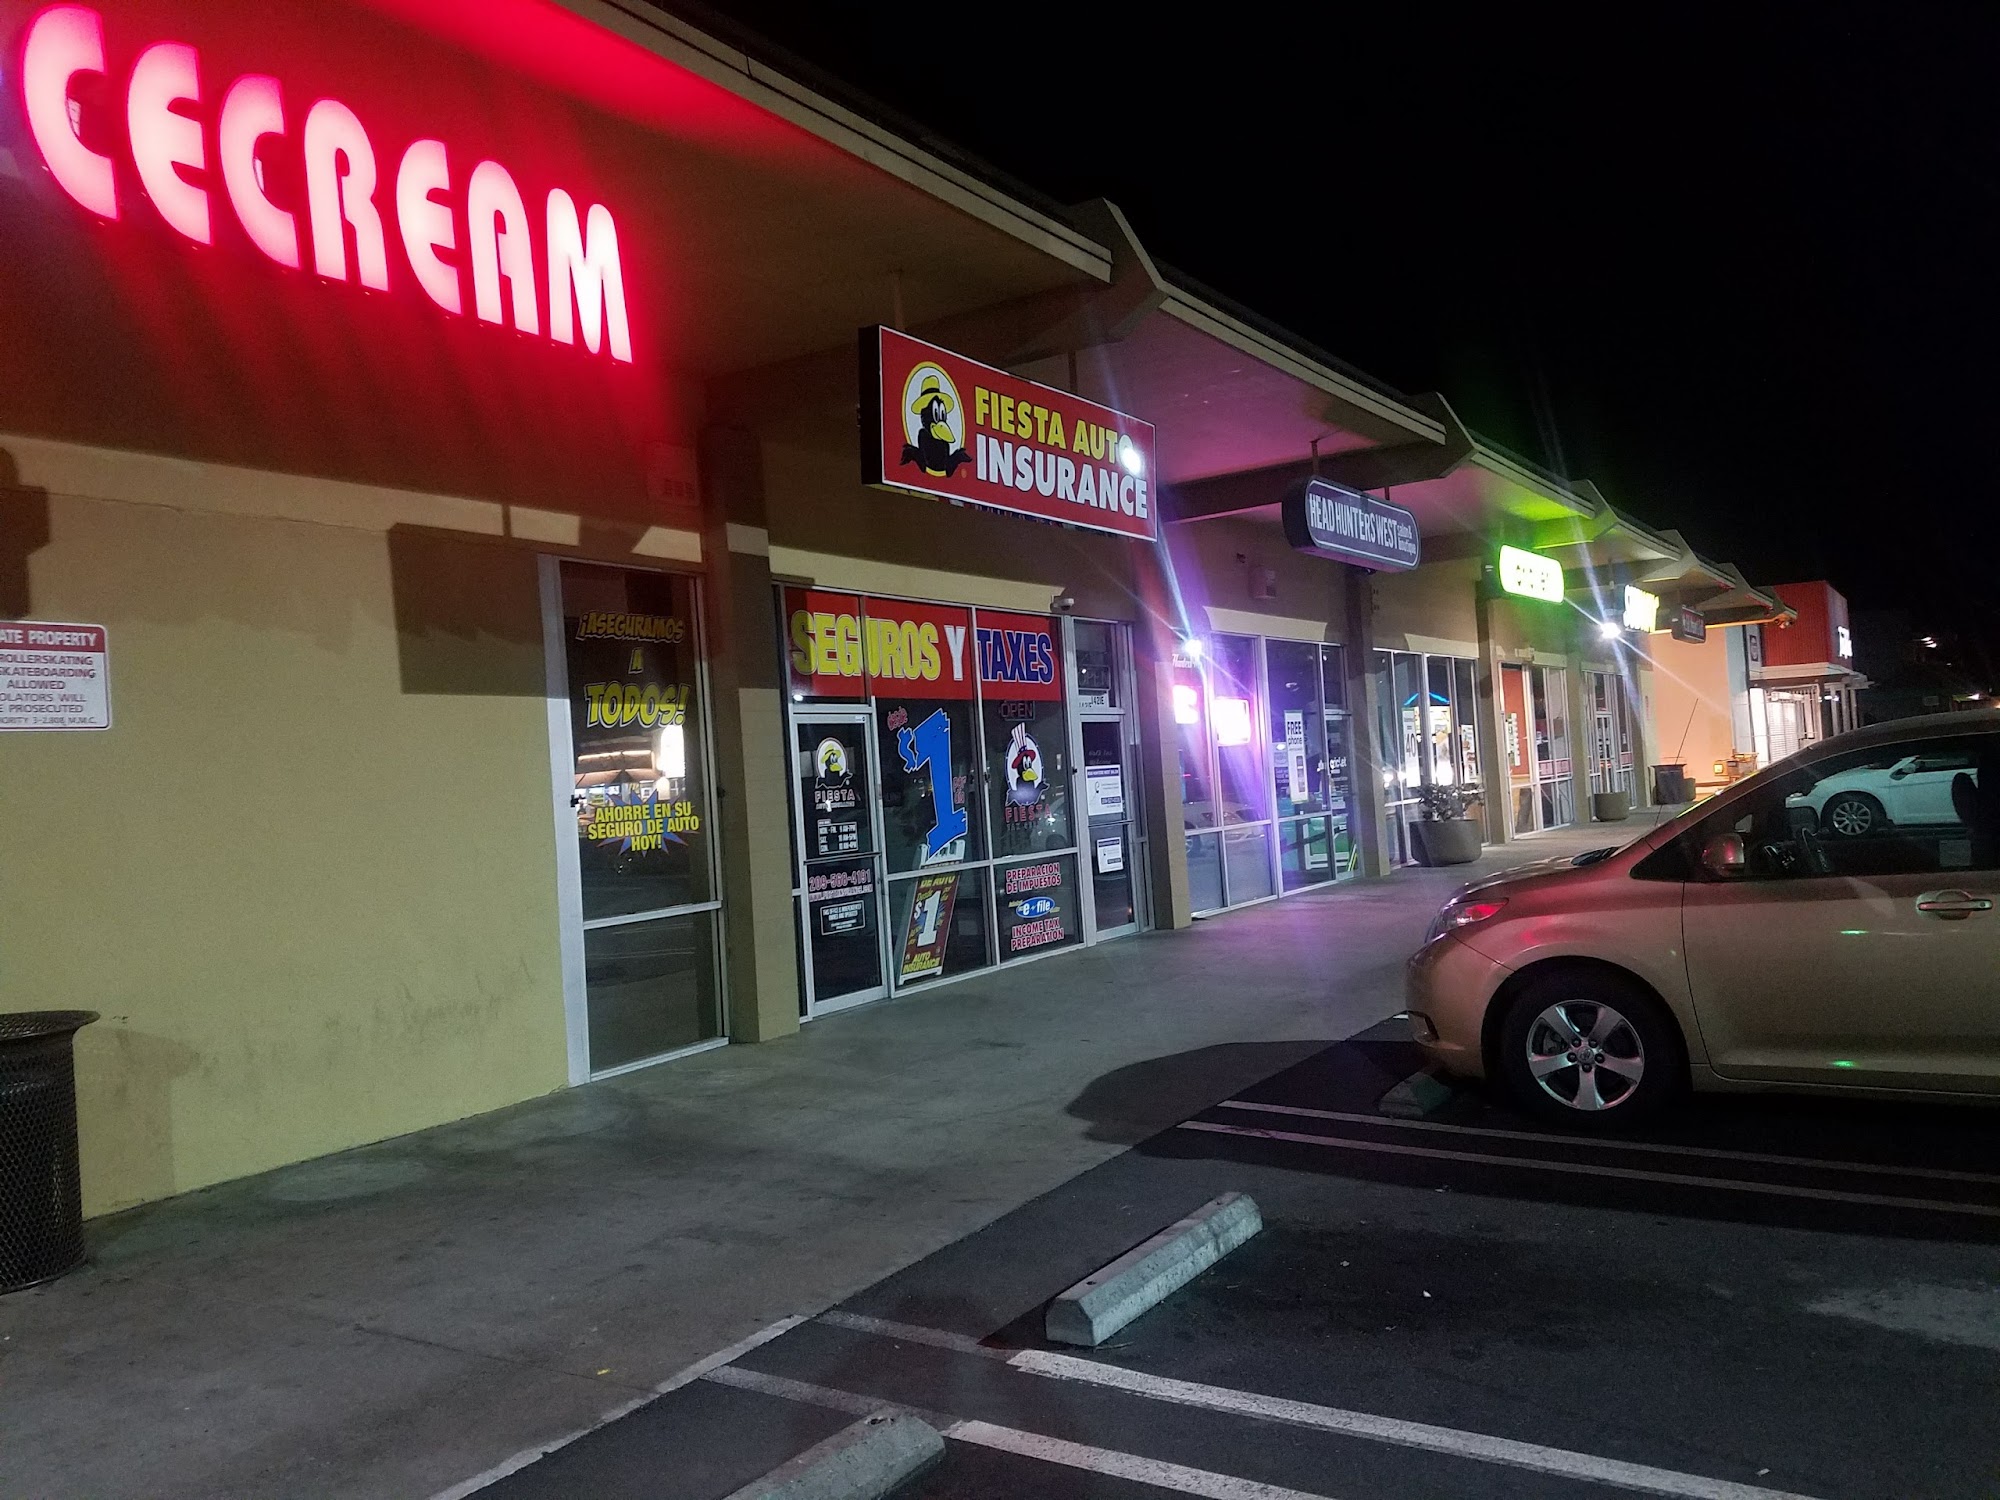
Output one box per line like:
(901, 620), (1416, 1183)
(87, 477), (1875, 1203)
(1701, 832), (1749, 879)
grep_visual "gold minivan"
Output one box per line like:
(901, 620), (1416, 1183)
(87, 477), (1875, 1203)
(1406, 710), (2000, 1125)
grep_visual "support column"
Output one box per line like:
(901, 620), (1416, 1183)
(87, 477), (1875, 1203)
(1343, 570), (1392, 877)
(1132, 621), (1191, 929)
(1474, 581), (1514, 845)
(698, 426), (800, 1042)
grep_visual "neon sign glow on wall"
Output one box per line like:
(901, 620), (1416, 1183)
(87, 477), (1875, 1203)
(18, 4), (635, 364)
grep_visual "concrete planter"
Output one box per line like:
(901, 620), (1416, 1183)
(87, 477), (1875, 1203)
(1410, 817), (1482, 866)
(1591, 789), (1631, 823)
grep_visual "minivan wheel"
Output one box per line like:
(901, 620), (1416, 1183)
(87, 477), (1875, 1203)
(1821, 791), (1882, 839)
(1496, 969), (1681, 1127)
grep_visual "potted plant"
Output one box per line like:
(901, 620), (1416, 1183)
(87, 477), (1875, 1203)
(1409, 785), (1483, 866)
(1591, 760), (1630, 823)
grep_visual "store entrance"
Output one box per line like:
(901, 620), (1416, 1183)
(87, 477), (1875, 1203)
(1080, 717), (1138, 938)
(792, 711), (888, 1015)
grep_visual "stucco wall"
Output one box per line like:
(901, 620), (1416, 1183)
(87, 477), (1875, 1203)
(1646, 629), (1738, 790)
(1, 485), (568, 1215)
(1371, 556), (1480, 655)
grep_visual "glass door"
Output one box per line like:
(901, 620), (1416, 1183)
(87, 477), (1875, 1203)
(1072, 618), (1145, 939)
(557, 561), (723, 1076)
(793, 712), (887, 1014)
(1080, 718), (1137, 935)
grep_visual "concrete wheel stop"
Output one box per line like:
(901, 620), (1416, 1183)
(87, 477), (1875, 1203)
(720, 1412), (943, 1500)
(1045, 1191), (1263, 1348)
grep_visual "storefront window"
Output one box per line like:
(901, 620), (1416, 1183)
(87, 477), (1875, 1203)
(978, 611), (1073, 858)
(1073, 618), (1120, 709)
(1211, 634), (1268, 824)
(1267, 640), (1328, 816)
(561, 561), (722, 1068)
(877, 696), (981, 872)
(994, 853), (1082, 959)
(564, 567), (713, 921)
(1174, 653), (1215, 829)
(1453, 658), (1481, 792)
(888, 867), (991, 985)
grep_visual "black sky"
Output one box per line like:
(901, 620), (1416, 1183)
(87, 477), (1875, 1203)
(702, 3), (1998, 675)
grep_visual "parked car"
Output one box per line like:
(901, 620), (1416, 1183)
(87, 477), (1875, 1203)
(1405, 711), (2000, 1125)
(1790, 748), (1978, 838)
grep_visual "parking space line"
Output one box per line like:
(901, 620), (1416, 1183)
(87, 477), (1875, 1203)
(1007, 1348), (1826, 1500)
(816, 1309), (1004, 1357)
(949, 1419), (1345, 1499)
(422, 1314), (806, 1500)
(1178, 1120), (2000, 1217)
(1214, 1099), (2000, 1186)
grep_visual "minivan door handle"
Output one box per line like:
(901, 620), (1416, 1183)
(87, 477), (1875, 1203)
(1916, 889), (1995, 920)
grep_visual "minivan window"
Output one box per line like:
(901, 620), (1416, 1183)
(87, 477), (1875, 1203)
(1686, 733), (2000, 880)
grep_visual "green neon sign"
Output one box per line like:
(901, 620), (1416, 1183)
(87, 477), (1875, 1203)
(1498, 545), (1564, 602)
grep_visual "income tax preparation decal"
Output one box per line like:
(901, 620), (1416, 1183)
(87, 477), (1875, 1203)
(861, 327), (1158, 542)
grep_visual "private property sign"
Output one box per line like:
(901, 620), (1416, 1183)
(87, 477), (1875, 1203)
(861, 327), (1158, 542)
(0, 621), (110, 730)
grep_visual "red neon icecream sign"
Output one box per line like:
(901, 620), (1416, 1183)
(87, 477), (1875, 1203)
(17, 3), (634, 363)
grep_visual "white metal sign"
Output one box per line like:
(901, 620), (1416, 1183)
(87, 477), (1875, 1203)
(0, 621), (110, 731)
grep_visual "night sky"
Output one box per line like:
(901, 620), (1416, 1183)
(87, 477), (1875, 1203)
(687, 3), (1997, 681)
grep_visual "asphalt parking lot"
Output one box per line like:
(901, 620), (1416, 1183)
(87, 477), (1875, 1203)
(471, 1026), (2000, 1500)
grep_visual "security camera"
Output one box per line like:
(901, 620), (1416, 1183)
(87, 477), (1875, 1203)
(1051, 593), (1076, 614)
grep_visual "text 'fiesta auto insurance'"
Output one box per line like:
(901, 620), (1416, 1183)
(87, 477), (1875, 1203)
(862, 327), (1157, 542)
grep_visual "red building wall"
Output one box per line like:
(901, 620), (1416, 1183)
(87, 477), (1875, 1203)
(1763, 582), (1850, 667)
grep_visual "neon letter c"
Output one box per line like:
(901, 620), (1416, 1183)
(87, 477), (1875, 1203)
(21, 4), (117, 219)
(128, 41), (210, 244)
(220, 74), (298, 268)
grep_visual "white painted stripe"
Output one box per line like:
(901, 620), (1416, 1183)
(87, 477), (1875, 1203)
(817, 1309), (1000, 1357)
(946, 1419), (1342, 1500)
(422, 1315), (806, 1500)
(1008, 1348), (1826, 1500)
(1216, 1098), (2000, 1186)
(703, 1362), (914, 1421)
(1178, 1120), (2000, 1218)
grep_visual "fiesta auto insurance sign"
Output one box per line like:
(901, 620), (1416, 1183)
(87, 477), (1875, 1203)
(862, 327), (1158, 543)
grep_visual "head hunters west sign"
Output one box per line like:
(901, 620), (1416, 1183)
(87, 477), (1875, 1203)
(861, 327), (1159, 543)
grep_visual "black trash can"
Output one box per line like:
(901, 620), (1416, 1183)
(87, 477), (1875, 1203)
(1651, 763), (1693, 805)
(0, 1011), (98, 1293)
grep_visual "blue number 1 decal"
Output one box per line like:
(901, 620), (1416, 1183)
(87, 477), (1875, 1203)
(898, 709), (967, 859)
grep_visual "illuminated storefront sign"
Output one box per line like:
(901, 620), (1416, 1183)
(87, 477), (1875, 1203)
(1280, 478), (1420, 571)
(1497, 545), (1564, 603)
(1622, 585), (1660, 633)
(16, 4), (634, 363)
(1670, 605), (1707, 643)
(1837, 625), (1853, 659)
(861, 326), (1158, 542)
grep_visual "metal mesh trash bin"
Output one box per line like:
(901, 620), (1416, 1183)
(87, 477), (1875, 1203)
(1, 1012), (98, 1293)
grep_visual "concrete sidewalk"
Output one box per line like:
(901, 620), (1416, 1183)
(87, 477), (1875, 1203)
(0, 825), (1631, 1500)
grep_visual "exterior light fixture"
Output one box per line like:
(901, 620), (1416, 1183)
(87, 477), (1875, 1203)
(1118, 438), (1144, 477)
(1598, 620), (1623, 641)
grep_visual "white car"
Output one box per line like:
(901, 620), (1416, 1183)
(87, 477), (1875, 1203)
(1789, 748), (1978, 838)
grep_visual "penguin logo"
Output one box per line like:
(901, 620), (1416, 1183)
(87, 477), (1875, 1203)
(900, 364), (971, 478)
(817, 738), (848, 782)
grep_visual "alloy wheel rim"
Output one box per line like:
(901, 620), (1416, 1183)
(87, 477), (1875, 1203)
(1525, 1000), (1645, 1111)
(1829, 797), (1872, 836)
